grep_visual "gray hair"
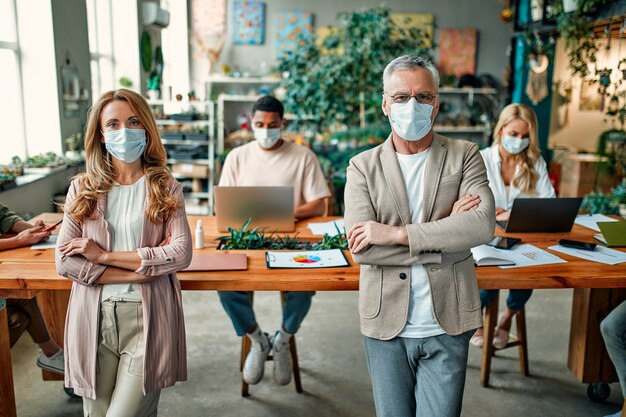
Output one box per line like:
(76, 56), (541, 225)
(382, 55), (440, 93)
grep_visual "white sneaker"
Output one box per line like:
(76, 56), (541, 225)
(37, 349), (64, 374)
(272, 331), (293, 386)
(243, 332), (271, 385)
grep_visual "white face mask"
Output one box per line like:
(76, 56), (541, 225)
(389, 98), (434, 141)
(501, 134), (530, 154)
(103, 128), (146, 163)
(253, 127), (281, 149)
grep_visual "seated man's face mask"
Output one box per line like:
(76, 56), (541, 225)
(253, 127), (281, 149)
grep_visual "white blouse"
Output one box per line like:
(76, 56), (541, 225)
(480, 145), (555, 211)
(101, 176), (146, 301)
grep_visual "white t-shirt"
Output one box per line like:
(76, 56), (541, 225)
(219, 140), (331, 208)
(395, 149), (445, 338)
(101, 176), (146, 301)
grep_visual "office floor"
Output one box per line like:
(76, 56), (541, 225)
(11, 290), (624, 417)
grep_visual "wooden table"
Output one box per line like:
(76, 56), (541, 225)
(0, 215), (625, 416)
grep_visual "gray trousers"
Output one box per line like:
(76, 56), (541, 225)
(601, 300), (626, 396)
(364, 331), (473, 417)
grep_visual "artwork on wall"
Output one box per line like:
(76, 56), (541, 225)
(275, 11), (314, 59)
(579, 80), (603, 111)
(191, 0), (226, 75)
(391, 13), (434, 47)
(233, 1), (266, 45)
(438, 28), (478, 77)
(316, 26), (343, 55)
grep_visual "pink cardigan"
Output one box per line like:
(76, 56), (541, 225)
(55, 176), (192, 399)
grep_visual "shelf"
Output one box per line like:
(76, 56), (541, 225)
(208, 76), (282, 84)
(434, 126), (489, 133)
(161, 139), (210, 145)
(156, 119), (211, 126)
(217, 94), (262, 102)
(167, 159), (212, 165)
(439, 87), (498, 94)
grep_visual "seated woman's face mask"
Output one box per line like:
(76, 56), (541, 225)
(104, 128), (147, 163)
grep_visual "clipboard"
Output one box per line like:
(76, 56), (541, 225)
(265, 249), (349, 269)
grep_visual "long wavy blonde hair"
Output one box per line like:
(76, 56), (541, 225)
(66, 89), (179, 223)
(493, 103), (541, 194)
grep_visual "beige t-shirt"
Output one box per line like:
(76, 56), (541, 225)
(219, 140), (331, 208)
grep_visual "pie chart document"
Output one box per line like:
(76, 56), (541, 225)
(265, 249), (349, 269)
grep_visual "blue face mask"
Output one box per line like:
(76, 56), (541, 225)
(103, 128), (146, 163)
(389, 98), (434, 141)
(501, 134), (530, 155)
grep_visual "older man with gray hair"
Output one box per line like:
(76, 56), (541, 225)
(344, 55), (495, 416)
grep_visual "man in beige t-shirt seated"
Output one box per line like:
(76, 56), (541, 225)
(218, 95), (331, 387)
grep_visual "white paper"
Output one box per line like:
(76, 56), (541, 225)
(499, 244), (567, 269)
(266, 249), (348, 268)
(575, 214), (618, 232)
(548, 244), (626, 265)
(471, 245), (515, 266)
(307, 219), (345, 236)
(31, 235), (58, 250)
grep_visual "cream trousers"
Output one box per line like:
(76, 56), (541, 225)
(82, 299), (160, 417)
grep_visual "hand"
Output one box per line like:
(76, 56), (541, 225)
(496, 210), (511, 222)
(495, 207), (505, 216)
(451, 194), (480, 214)
(32, 220), (45, 228)
(15, 227), (51, 246)
(347, 221), (406, 254)
(59, 238), (106, 263)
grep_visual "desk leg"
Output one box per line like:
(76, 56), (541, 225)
(0, 301), (17, 417)
(481, 293), (499, 387)
(568, 288), (626, 384)
(37, 290), (70, 382)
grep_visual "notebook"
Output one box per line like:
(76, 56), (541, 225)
(214, 186), (295, 233)
(496, 197), (582, 233)
(594, 221), (626, 247)
(182, 253), (248, 271)
(470, 244), (515, 267)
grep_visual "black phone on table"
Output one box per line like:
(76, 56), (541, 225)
(558, 239), (597, 251)
(486, 236), (521, 250)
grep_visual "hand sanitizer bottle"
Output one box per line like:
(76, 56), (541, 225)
(195, 219), (204, 249)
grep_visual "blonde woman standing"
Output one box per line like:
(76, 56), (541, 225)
(56, 89), (192, 416)
(470, 103), (555, 349)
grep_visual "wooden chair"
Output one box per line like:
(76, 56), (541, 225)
(480, 289), (530, 387)
(240, 292), (303, 397)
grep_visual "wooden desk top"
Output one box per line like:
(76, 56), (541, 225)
(0, 214), (624, 292)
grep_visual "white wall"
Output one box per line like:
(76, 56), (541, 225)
(189, 0), (515, 94)
(549, 37), (626, 153)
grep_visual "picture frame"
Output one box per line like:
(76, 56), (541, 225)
(530, 0), (543, 22)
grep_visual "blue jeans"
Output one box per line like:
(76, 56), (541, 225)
(601, 300), (626, 396)
(480, 289), (533, 311)
(218, 291), (315, 336)
(364, 332), (473, 417)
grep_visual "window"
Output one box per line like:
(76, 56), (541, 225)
(0, 0), (26, 163)
(86, 0), (115, 101)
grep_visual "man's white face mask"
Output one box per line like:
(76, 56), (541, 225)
(388, 98), (434, 141)
(253, 127), (281, 149)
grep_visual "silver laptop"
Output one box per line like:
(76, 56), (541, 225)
(496, 197), (582, 233)
(214, 186), (295, 232)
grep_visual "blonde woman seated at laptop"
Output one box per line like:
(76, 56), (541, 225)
(471, 103), (555, 349)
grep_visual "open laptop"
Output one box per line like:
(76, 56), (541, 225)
(214, 186), (295, 232)
(496, 197), (582, 233)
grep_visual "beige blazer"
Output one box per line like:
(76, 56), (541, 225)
(344, 134), (495, 340)
(56, 176), (192, 399)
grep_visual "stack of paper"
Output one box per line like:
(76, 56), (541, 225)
(498, 244), (567, 269)
(307, 219), (345, 236)
(31, 235), (58, 250)
(548, 245), (626, 265)
(574, 214), (618, 232)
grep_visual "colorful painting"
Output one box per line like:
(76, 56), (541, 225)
(316, 26), (343, 55)
(191, 0), (226, 37)
(275, 11), (314, 58)
(232, 1), (266, 45)
(391, 13), (434, 47)
(438, 28), (478, 77)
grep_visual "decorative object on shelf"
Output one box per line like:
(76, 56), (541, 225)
(438, 28), (478, 77)
(118, 76), (133, 88)
(500, 0), (514, 24)
(192, 33), (226, 75)
(530, 0), (543, 22)
(147, 71), (160, 101)
(141, 1), (170, 29)
(60, 53), (82, 118)
(580, 80), (603, 111)
(526, 52), (550, 105)
(140, 31), (152, 72)
(552, 79), (573, 127)
(232, 1), (266, 45)
(274, 11), (314, 59)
